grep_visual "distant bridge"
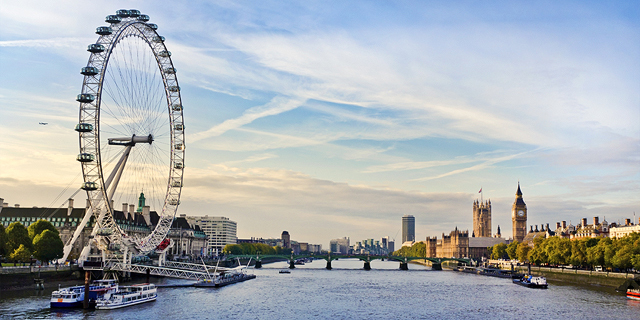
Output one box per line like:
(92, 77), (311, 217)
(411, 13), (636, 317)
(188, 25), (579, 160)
(225, 254), (471, 270)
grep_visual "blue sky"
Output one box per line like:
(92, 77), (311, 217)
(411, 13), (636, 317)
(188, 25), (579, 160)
(0, 1), (638, 247)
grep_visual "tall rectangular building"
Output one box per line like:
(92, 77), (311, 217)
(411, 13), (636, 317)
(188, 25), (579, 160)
(402, 215), (415, 243)
(189, 215), (237, 256)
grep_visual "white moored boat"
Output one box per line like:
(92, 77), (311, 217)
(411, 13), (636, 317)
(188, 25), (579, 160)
(95, 283), (157, 310)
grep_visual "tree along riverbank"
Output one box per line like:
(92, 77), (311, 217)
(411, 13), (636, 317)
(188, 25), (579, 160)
(442, 261), (639, 289)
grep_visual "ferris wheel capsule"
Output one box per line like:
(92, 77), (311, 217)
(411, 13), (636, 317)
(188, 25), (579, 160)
(96, 26), (112, 35)
(81, 66), (100, 76)
(105, 15), (121, 24)
(116, 9), (130, 18)
(128, 9), (141, 18)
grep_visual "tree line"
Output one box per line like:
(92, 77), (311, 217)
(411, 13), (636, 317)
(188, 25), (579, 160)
(392, 242), (426, 257)
(488, 232), (640, 271)
(0, 220), (64, 264)
(223, 242), (292, 255)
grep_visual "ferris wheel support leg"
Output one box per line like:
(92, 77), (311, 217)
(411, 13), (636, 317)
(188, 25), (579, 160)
(105, 145), (133, 202)
(58, 206), (94, 264)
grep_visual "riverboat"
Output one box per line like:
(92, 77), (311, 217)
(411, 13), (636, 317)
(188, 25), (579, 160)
(194, 266), (256, 287)
(627, 289), (640, 301)
(513, 275), (548, 289)
(477, 267), (522, 279)
(95, 283), (157, 310)
(50, 279), (118, 308)
(279, 269), (291, 274)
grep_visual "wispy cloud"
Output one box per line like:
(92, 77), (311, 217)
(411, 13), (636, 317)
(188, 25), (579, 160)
(411, 150), (537, 181)
(189, 96), (305, 142)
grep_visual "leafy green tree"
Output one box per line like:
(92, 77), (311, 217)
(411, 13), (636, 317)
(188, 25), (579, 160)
(546, 237), (571, 265)
(528, 236), (548, 265)
(223, 244), (242, 255)
(0, 224), (8, 256)
(28, 220), (58, 240)
(10, 244), (31, 263)
(490, 243), (508, 260)
(569, 239), (587, 267)
(506, 241), (519, 260)
(611, 245), (633, 271)
(631, 254), (640, 271)
(33, 230), (64, 264)
(586, 242), (605, 268)
(585, 237), (600, 248)
(6, 222), (32, 253)
(393, 242), (426, 257)
(516, 242), (531, 262)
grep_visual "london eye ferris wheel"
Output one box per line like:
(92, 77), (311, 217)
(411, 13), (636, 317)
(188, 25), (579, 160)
(67, 9), (185, 263)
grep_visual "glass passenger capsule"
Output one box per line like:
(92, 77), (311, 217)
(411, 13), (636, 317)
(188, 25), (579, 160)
(77, 153), (95, 162)
(76, 93), (95, 103)
(174, 123), (184, 131)
(168, 199), (180, 205)
(137, 14), (150, 22)
(75, 123), (94, 132)
(87, 44), (105, 53)
(116, 9), (130, 18)
(147, 23), (158, 30)
(81, 182), (98, 191)
(152, 36), (165, 43)
(105, 15), (121, 24)
(167, 86), (180, 92)
(158, 51), (171, 58)
(128, 9), (141, 17)
(81, 67), (99, 76)
(171, 104), (182, 111)
(174, 143), (184, 150)
(174, 162), (184, 169)
(96, 26), (112, 35)
(171, 181), (182, 187)
(164, 67), (177, 74)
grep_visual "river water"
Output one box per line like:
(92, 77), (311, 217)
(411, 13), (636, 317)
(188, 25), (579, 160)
(1, 259), (638, 319)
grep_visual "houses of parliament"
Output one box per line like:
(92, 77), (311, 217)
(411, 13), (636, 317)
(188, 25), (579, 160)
(425, 183), (527, 259)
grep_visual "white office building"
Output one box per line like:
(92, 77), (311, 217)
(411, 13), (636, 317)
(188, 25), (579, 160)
(188, 216), (237, 256)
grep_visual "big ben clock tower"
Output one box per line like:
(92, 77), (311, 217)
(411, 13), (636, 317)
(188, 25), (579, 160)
(512, 183), (527, 243)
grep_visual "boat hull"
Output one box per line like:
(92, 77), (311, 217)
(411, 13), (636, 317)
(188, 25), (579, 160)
(512, 279), (548, 289)
(194, 274), (256, 287)
(627, 290), (640, 301)
(96, 296), (156, 310)
(50, 301), (83, 308)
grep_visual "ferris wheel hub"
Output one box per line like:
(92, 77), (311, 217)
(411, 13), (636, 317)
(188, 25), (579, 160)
(108, 134), (154, 146)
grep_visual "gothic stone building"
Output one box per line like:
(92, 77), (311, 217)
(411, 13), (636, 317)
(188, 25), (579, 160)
(473, 199), (491, 237)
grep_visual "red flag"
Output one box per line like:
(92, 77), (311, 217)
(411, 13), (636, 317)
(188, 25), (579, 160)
(478, 188), (482, 193)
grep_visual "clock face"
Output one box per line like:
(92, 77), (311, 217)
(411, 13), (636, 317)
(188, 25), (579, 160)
(518, 210), (525, 217)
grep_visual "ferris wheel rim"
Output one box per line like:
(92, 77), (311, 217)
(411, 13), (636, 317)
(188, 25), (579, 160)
(76, 10), (185, 256)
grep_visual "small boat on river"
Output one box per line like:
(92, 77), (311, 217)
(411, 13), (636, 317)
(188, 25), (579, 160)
(477, 267), (522, 279)
(513, 275), (548, 289)
(279, 269), (291, 274)
(627, 289), (640, 301)
(95, 283), (157, 310)
(50, 279), (118, 308)
(194, 265), (256, 287)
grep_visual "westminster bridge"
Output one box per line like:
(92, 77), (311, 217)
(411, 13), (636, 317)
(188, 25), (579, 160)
(225, 253), (471, 271)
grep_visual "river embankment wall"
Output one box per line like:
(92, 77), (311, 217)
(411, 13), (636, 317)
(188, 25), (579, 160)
(0, 265), (82, 290)
(514, 265), (638, 288)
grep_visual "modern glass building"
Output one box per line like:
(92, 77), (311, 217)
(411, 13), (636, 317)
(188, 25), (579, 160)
(402, 215), (415, 243)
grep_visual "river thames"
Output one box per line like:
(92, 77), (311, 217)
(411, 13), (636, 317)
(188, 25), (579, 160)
(1, 259), (638, 319)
